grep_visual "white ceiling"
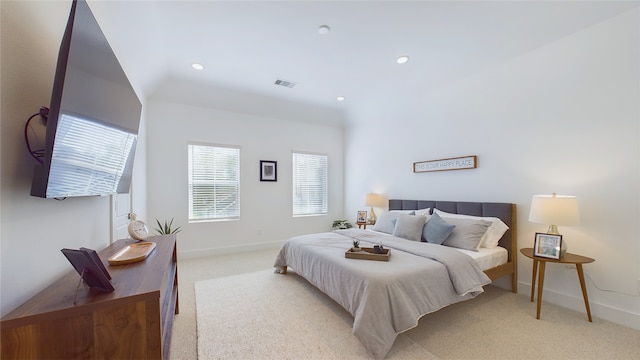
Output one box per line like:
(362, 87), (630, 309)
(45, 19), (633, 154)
(87, 0), (639, 126)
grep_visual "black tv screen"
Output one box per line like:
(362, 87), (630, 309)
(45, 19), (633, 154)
(31, 0), (142, 198)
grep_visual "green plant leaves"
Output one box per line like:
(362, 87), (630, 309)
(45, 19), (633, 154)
(332, 219), (353, 229)
(155, 218), (182, 235)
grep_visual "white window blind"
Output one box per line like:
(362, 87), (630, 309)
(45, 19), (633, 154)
(48, 113), (136, 197)
(188, 144), (240, 221)
(292, 152), (328, 216)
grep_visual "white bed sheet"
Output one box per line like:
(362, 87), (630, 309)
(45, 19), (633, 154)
(455, 246), (508, 271)
(365, 229), (508, 271)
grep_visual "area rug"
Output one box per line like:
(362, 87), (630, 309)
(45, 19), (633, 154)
(194, 269), (438, 359)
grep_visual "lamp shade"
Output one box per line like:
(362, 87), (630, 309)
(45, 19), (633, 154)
(365, 193), (386, 207)
(528, 194), (580, 226)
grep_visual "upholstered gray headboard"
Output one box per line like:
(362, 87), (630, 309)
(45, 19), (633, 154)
(388, 199), (516, 261)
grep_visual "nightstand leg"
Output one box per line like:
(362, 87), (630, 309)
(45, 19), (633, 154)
(576, 264), (593, 322)
(530, 259), (538, 302)
(536, 261), (546, 319)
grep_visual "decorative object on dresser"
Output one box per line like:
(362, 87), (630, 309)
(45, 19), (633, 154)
(260, 160), (277, 181)
(364, 193), (386, 225)
(413, 155), (477, 173)
(128, 212), (149, 241)
(61, 247), (114, 293)
(1, 235), (179, 360)
(155, 217), (182, 235)
(528, 193), (580, 258)
(107, 241), (157, 265)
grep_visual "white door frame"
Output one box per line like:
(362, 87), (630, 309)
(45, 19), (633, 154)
(111, 192), (132, 243)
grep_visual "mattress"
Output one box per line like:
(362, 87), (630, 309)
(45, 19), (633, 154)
(455, 246), (508, 271)
(366, 229), (508, 271)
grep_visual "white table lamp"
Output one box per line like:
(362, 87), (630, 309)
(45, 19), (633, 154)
(529, 193), (580, 257)
(365, 193), (386, 225)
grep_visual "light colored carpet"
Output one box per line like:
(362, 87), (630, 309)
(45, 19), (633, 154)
(176, 250), (640, 360)
(195, 269), (437, 360)
(405, 282), (640, 360)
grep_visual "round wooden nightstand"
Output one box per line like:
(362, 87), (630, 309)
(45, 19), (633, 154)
(520, 247), (595, 321)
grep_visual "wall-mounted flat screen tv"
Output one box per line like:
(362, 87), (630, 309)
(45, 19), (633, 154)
(31, 0), (142, 198)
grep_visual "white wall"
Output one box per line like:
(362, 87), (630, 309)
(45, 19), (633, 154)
(2, 0), (638, 333)
(0, 0), (148, 317)
(345, 9), (640, 329)
(146, 99), (344, 257)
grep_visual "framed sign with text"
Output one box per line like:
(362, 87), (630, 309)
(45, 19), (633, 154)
(413, 155), (477, 173)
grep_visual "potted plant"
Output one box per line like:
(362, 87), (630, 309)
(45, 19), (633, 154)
(332, 220), (353, 229)
(352, 240), (361, 252)
(155, 218), (182, 235)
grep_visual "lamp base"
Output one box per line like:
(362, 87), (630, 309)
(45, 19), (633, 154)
(367, 207), (377, 225)
(547, 225), (567, 258)
(560, 240), (567, 258)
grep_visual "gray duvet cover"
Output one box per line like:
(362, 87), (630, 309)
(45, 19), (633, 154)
(274, 228), (491, 359)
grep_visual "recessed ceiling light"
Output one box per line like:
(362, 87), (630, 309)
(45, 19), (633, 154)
(336, 96), (345, 102)
(396, 56), (409, 64)
(318, 25), (331, 35)
(191, 62), (205, 70)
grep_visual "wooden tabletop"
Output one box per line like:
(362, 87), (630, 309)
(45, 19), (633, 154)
(520, 247), (594, 264)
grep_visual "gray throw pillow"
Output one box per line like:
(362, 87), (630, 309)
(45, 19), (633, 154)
(441, 217), (492, 251)
(392, 214), (427, 241)
(422, 212), (456, 244)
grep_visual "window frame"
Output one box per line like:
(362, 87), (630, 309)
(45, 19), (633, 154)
(292, 151), (328, 217)
(187, 142), (241, 222)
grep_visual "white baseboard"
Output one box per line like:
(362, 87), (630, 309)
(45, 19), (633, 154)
(518, 281), (640, 331)
(177, 240), (286, 260)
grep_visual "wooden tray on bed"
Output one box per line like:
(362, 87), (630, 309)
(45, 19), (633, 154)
(345, 247), (390, 261)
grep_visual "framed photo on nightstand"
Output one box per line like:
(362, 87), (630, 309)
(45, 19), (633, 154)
(533, 233), (562, 259)
(357, 211), (367, 224)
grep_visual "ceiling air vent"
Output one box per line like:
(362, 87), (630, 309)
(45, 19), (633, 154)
(274, 79), (297, 88)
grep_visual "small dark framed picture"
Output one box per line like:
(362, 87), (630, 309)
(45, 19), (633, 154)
(533, 233), (563, 259)
(357, 211), (367, 224)
(260, 160), (277, 181)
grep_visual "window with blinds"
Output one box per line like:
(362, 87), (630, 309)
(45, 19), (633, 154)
(188, 144), (240, 221)
(48, 113), (137, 197)
(292, 152), (328, 216)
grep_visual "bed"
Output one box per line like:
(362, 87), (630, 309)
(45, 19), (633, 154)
(274, 199), (517, 359)
(388, 199), (517, 289)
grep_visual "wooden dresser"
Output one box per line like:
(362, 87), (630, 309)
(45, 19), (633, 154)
(1, 235), (179, 359)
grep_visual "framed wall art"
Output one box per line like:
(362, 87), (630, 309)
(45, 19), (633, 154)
(533, 232), (563, 259)
(260, 160), (277, 181)
(413, 155), (477, 173)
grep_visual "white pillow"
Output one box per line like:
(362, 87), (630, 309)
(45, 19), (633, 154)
(434, 209), (509, 249)
(390, 210), (416, 215)
(392, 214), (427, 241)
(414, 208), (431, 216)
(372, 211), (401, 234)
(441, 217), (491, 251)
